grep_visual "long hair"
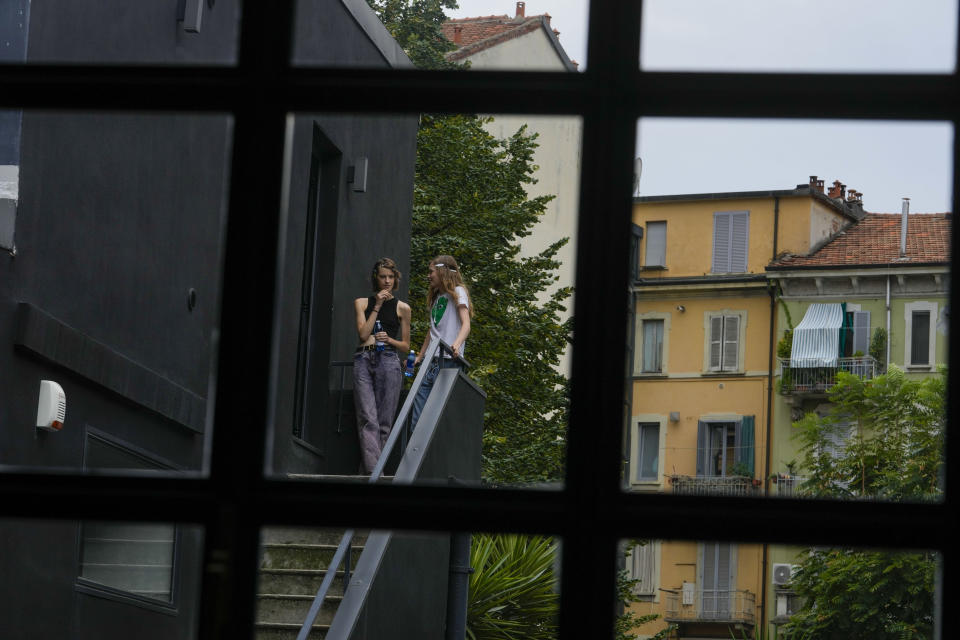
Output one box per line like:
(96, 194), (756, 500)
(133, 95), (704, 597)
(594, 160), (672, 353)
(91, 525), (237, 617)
(370, 257), (401, 292)
(427, 255), (474, 317)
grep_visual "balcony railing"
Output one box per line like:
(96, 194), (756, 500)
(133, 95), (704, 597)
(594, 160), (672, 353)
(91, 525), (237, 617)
(665, 589), (756, 624)
(771, 474), (808, 498)
(777, 356), (877, 395)
(668, 475), (761, 497)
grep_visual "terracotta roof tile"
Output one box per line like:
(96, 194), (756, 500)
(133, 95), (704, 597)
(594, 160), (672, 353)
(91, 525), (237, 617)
(769, 213), (951, 268)
(441, 14), (546, 60)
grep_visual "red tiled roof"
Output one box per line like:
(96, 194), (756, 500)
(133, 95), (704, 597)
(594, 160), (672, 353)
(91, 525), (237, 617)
(769, 213), (951, 268)
(441, 14), (548, 61)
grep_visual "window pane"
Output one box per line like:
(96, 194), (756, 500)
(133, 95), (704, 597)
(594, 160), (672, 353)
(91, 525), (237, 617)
(270, 112), (580, 489)
(2, 1), (239, 65)
(2, 518), (204, 637)
(626, 118), (950, 504)
(641, 0), (957, 73)
(258, 527), (561, 637)
(617, 539), (939, 640)
(293, 0), (588, 71)
(79, 521), (176, 603)
(0, 111), (230, 474)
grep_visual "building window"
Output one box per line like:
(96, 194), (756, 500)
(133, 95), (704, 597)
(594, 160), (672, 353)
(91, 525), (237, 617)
(641, 319), (664, 373)
(629, 541), (659, 597)
(711, 210), (749, 273)
(696, 417), (755, 478)
(636, 422), (660, 481)
(847, 309), (871, 356)
(644, 220), (666, 267)
(635, 312), (669, 375)
(707, 313), (743, 372)
(78, 432), (177, 605)
(904, 301), (938, 368)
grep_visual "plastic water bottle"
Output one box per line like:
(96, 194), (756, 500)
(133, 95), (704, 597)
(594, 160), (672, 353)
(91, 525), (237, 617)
(404, 350), (416, 377)
(374, 320), (385, 351)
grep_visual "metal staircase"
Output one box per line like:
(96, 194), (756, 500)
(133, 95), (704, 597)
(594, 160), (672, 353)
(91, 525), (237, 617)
(255, 527), (366, 640)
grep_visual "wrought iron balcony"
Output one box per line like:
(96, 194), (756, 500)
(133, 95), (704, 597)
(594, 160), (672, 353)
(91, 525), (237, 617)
(668, 475), (761, 497)
(777, 356), (877, 395)
(665, 588), (756, 624)
(771, 474), (808, 498)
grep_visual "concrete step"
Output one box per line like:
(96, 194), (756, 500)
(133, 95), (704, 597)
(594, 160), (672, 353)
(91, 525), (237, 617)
(255, 593), (342, 625)
(260, 526), (368, 547)
(260, 543), (363, 571)
(254, 621), (329, 640)
(287, 473), (394, 484)
(257, 569), (347, 597)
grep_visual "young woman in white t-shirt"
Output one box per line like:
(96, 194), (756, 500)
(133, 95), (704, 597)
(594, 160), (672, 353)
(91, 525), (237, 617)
(410, 255), (473, 428)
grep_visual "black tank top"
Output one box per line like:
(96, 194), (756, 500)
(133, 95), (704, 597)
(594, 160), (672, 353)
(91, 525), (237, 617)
(365, 296), (401, 341)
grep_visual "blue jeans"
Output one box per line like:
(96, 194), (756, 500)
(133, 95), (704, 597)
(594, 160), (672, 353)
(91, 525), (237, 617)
(410, 357), (462, 430)
(353, 349), (402, 473)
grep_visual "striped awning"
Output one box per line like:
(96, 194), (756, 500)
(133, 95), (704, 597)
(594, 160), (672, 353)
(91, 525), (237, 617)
(791, 303), (843, 368)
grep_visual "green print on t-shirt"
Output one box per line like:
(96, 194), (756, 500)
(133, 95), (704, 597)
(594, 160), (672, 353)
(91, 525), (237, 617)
(432, 296), (448, 326)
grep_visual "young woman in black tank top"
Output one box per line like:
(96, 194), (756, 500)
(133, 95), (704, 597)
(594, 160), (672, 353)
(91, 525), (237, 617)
(352, 258), (411, 474)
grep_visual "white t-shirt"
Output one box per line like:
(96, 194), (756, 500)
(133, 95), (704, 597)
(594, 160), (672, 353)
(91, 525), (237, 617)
(429, 286), (469, 357)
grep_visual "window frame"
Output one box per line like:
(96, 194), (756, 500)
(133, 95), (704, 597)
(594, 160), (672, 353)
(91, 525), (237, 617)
(905, 301), (938, 369)
(634, 311), (670, 376)
(0, 3), (956, 639)
(704, 310), (747, 373)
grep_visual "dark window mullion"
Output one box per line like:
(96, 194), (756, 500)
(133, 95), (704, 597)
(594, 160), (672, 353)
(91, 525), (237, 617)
(198, 2), (295, 638)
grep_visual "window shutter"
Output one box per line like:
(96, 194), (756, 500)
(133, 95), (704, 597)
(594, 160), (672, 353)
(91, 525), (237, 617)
(735, 416), (755, 476)
(709, 316), (723, 369)
(852, 311), (870, 354)
(712, 212), (730, 272)
(696, 420), (708, 476)
(645, 221), (666, 267)
(730, 211), (749, 272)
(632, 543), (656, 595)
(722, 315), (739, 371)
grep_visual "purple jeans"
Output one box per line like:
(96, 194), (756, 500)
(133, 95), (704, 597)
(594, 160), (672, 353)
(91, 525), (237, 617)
(353, 349), (402, 474)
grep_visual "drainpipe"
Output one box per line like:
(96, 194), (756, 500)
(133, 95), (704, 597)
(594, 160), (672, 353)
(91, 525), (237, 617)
(446, 532), (473, 640)
(886, 275), (891, 370)
(758, 197), (780, 636)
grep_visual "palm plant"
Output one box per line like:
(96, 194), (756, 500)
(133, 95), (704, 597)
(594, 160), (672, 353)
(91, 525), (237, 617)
(466, 534), (559, 640)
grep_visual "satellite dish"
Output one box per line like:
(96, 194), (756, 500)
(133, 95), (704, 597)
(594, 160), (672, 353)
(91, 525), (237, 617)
(633, 157), (643, 196)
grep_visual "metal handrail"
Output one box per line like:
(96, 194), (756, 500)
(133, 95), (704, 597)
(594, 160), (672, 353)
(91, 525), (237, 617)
(296, 339), (469, 640)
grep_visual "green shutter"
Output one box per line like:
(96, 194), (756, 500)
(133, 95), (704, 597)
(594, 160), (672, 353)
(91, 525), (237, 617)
(736, 416), (755, 476)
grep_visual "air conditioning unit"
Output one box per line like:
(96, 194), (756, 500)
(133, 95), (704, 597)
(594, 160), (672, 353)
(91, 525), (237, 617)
(772, 563), (798, 585)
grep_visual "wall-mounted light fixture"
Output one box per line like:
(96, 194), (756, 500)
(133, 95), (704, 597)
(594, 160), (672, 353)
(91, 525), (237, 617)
(676, 305), (685, 312)
(347, 157), (369, 193)
(669, 411), (680, 422)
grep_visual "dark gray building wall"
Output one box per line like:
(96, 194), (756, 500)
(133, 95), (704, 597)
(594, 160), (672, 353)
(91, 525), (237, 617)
(0, 1), (416, 637)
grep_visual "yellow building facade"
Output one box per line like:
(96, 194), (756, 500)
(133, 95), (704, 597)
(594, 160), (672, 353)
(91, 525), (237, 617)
(626, 179), (862, 639)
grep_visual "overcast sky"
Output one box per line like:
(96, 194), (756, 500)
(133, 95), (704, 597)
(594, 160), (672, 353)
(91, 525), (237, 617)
(447, 0), (957, 213)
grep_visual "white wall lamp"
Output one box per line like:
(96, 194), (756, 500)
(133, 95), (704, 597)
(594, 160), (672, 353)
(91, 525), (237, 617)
(676, 305), (685, 312)
(669, 411), (680, 423)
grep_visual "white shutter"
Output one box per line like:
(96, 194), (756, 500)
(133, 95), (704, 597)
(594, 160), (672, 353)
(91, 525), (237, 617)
(710, 316), (723, 369)
(712, 212), (730, 272)
(631, 543), (657, 595)
(722, 315), (740, 371)
(852, 311), (870, 355)
(730, 211), (749, 272)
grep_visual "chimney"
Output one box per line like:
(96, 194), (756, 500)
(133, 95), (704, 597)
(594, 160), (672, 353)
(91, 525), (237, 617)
(452, 25), (463, 44)
(516, 1), (525, 18)
(900, 197), (910, 257)
(808, 175), (824, 193)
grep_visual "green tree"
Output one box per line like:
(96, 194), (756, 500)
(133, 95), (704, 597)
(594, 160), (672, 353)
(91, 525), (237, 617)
(366, 0), (463, 69)
(411, 114), (571, 484)
(785, 366), (944, 640)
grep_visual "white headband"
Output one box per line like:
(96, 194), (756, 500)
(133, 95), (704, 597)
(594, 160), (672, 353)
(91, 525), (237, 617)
(434, 263), (457, 271)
